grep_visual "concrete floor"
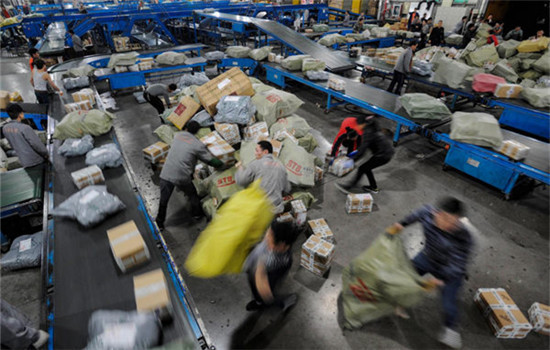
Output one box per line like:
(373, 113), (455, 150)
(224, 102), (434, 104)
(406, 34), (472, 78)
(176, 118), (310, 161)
(1, 55), (549, 350)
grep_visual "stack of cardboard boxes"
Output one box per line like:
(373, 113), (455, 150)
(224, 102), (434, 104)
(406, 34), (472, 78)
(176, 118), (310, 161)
(113, 36), (130, 52)
(290, 199), (308, 226)
(143, 141), (170, 164)
(200, 131), (236, 166)
(497, 140), (530, 160)
(300, 235), (335, 277)
(345, 193), (373, 214)
(138, 57), (154, 71)
(244, 121), (269, 141)
(196, 68), (254, 116)
(214, 123), (241, 146)
(308, 218), (335, 244)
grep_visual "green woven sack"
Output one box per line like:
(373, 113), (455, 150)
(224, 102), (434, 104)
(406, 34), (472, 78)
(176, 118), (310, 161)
(497, 40), (520, 59)
(450, 112), (503, 148)
(298, 133), (318, 153)
(252, 89), (304, 127)
(465, 44), (500, 67)
(313, 24), (329, 32)
(225, 46), (251, 58)
(399, 93), (451, 120)
(248, 46), (272, 61)
(269, 115), (311, 139)
(532, 52), (550, 74)
(153, 125), (179, 145)
(53, 110), (115, 140)
(302, 58), (326, 72)
(278, 139), (315, 187)
(521, 87), (550, 108)
(281, 55), (311, 71)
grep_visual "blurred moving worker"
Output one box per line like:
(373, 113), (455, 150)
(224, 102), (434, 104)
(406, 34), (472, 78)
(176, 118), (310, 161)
(504, 25), (523, 41)
(343, 10), (350, 27)
(330, 115), (368, 157)
(68, 29), (83, 57)
(461, 23), (477, 48)
(387, 40), (418, 95)
(335, 119), (394, 194)
(235, 140), (291, 214)
(386, 197), (474, 349)
(156, 121), (224, 230)
(453, 16), (467, 35)
(28, 48), (40, 71)
(144, 83), (177, 123)
(353, 17), (364, 33)
(486, 29), (499, 46)
(1, 299), (49, 349)
(30, 59), (63, 107)
(429, 20), (445, 46)
(243, 220), (298, 311)
(2, 104), (49, 168)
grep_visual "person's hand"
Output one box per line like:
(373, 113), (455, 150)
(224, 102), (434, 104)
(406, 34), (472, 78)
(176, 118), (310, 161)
(422, 277), (444, 291)
(385, 223), (403, 235)
(59, 91), (64, 96)
(235, 161), (242, 169)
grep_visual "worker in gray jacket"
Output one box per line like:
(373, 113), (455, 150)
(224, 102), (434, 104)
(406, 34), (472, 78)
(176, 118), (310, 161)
(144, 83), (177, 123)
(235, 140), (291, 214)
(156, 121), (223, 230)
(387, 40), (418, 95)
(68, 29), (83, 57)
(1, 104), (48, 168)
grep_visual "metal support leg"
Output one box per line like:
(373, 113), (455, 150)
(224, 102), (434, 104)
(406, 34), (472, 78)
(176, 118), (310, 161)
(503, 172), (521, 200)
(393, 123), (402, 145)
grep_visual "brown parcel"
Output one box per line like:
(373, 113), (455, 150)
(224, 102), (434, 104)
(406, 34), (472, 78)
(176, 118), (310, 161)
(195, 67), (254, 116)
(528, 302), (550, 336)
(0, 90), (10, 109)
(71, 165), (105, 189)
(167, 96), (200, 130)
(107, 220), (150, 273)
(134, 268), (172, 315)
(300, 234), (335, 276)
(308, 218), (335, 244)
(474, 288), (532, 339)
(143, 141), (170, 163)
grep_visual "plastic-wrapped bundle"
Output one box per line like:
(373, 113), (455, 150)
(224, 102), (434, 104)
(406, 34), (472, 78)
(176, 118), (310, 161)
(532, 52), (550, 74)
(399, 93), (451, 120)
(155, 51), (187, 65)
(433, 57), (473, 88)
(133, 91), (146, 104)
(214, 96), (256, 125)
(58, 135), (94, 157)
(85, 143), (123, 169)
(302, 58), (326, 72)
(249, 46), (272, 61)
(154, 125), (179, 145)
(305, 70), (329, 80)
(67, 64), (96, 78)
(497, 39), (520, 59)
(225, 46), (251, 58)
(281, 55), (311, 71)
(85, 310), (160, 350)
(63, 76), (89, 90)
(0, 232), (42, 272)
(491, 60), (519, 83)
(521, 87), (550, 108)
(178, 72), (210, 88)
(191, 110), (214, 127)
(536, 76), (550, 88)
(450, 112), (503, 148)
(412, 60), (433, 76)
(107, 52), (139, 68)
(318, 34), (347, 47)
(312, 24), (330, 32)
(51, 185), (125, 227)
(205, 51), (225, 60)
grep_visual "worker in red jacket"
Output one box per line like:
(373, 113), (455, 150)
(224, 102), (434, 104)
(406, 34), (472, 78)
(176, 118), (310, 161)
(331, 115), (369, 157)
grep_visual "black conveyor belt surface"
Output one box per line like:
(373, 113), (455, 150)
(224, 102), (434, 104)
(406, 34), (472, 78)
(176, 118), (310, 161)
(195, 11), (354, 72)
(51, 132), (199, 348)
(1, 103), (48, 115)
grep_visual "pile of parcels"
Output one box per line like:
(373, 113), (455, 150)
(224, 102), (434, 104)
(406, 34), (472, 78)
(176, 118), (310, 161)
(64, 88), (96, 113)
(410, 24), (550, 108)
(112, 36), (142, 52)
(475, 288), (550, 338)
(144, 68), (328, 219)
(0, 89), (23, 108)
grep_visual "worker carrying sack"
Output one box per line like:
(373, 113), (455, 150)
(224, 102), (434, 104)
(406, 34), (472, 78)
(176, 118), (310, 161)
(155, 51), (188, 65)
(450, 112), (503, 148)
(51, 185), (125, 227)
(281, 55), (311, 71)
(53, 109), (115, 140)
(252, 88), (304, 127)
(0, 232), (42, 272)
(249, 46), (273, 61)
(399, 93), (451, 120)
(85, 310), (160, 350)
(58, 134), (95, 157)
(341, 233), (428, 329)
(185, 180), (274, 278)
(85, 143), (123, 169)
(278, 139), (316, 187)
(472, 73), (507, 93)
(521, 87), (550, 108)
(225, 46), (251, 58)
(214, 96), (256, 125)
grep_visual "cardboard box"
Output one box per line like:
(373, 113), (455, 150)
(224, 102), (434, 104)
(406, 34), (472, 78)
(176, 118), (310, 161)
(345, 193), (373, 214)
(196, 67), (254, 116)
(107, 221), (150, 273)
(528, 302), (550, 336)
(71, 165), (104, 189)
(300, 234), (335, 276)
(273, 129), (298, 144)
(329, 157), (354, 177)
(200, 131), (236, 166)
(138, 57), (154, 71)
(308, 218), (335, 244)
(328, 77), (346, 91)
(244, 121), (269, 141)
(290, 199), (307, 226)
(114, 65), (128, 73)
(214, 122), (241, 146)
(72, 88), (96, 105)
(498, 140), (530, 160)
(277, 212), (294, 223)
(315, 166), (324, 182)
(270, 139), (282, 158)
(385, 53), (400, 66)
(143, 141), (170, 164)
(133, 269), (172, 317)
(494, 84), (523, 99)
(366, 48), (376, 57)
(113, 36), (130, 52)
(474, 288), (532, 339)
(268, 53), (276, 62)
(167, 96), (200, 130)
(64, 100), (93, 113)
(0, 90), (10, 109)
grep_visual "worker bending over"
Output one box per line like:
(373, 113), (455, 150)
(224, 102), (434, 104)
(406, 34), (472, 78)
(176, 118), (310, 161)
(144, 83), (177, 123)
(330, 115), (368, 157)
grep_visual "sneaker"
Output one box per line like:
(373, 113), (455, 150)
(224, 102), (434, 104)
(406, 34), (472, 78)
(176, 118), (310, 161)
(282, 293), (298, 312)
(335, 183), (352, 194)
(362, 185), (379, 194)
(245, 300), (264, 311)
(33, 330), (49, 349)
(438, 327), (462, 349)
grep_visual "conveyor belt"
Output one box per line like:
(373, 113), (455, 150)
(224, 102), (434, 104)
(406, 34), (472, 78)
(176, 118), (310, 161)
(0, 167), (43, 210)
(195, 10), (354, 72)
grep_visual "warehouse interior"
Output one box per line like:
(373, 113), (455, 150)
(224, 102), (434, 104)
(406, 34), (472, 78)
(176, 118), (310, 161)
(0, 0), (549, 349)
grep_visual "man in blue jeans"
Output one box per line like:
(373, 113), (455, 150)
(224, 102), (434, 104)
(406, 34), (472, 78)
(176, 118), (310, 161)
(387, 197), (474, 349)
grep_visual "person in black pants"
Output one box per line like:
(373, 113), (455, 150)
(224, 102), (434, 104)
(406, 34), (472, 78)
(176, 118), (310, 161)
(143, 83), (177, 123)
(335, 119), (395, 194)
(429, 20), (445, 46)
(387, 41), (418, 95)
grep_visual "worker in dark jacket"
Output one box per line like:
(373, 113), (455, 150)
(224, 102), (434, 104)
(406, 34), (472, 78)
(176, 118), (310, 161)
(461, 23), (477, 48)
(144, 83), (177, 123)
(386, 197), (473, 349)
(331, 127), (360, 158)
(429, 20), (445, 46)
(2, 104), (49, 168)
(330, 115), (368, 157)
(156, 121), (224, 230)
(387, 40), (418, 95)
(335, 118), (395, 194)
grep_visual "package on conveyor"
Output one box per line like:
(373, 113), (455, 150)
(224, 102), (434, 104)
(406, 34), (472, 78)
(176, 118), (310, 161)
(493, 83), (523, 99)
(306, 70), (329, 81)
(58, 135), (95, 157)
(138, 57), (154, 71)
(64, 100), (93, 113)
(329, 156), (354, 177)
(156, 51), (187, 65)
(300, 234), (335, 276)
(366, 48), (376, 57)
(268, 52), (276, 62)
(72, 88), (96, 106)
(497, 140), (530, 160)
(349, 47), (362, 58)
(71, 165), (105, 189)
(143, 141), (170, 164)
(385, 53), (400, 66)
(281, 55), (311, 71)
(328, 77), (346, 91)
(528, 302), (550, 336)
(113, 36), (130, 51)
(107, 220), (150, 273)
(308, 218), (335, 244)
(63, 76), (90, 90)
(196, 68), (254, 116)
(85, 143), (123, 169)
(205, 51), (225, 61)
(134, 269), (172, 319)
(277, 212), (294, 223)
(275, 55), (284, 64)
(167, 96), (200, 130)
(302, 58), (326, 72)
(225, 45), (251, 58)
(345, 193), (373, 214)
(244, 121), (269, 141)
(474, 288), (532, 339)
(200, 131), (236, 166)
(471, 73), (507, 93)
(290, 199), (307, 226)
(249, 46), (272, 61)
(214, 122), (241, 146)
(114, 65), (128, 73)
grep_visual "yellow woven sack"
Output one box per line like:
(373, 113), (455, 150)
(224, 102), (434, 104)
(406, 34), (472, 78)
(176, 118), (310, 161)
(517, 37), (550, 53)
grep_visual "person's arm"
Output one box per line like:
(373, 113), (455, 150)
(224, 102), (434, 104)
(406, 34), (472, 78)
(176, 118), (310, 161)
(22, 127), (48, 159)
(235, 160), (255, 187)
(386, 205), (431, 234)
(30, 75), (34, 87)
(44, 73), (63, 95)
(405, 50), (413, 73)
(352, 134), (370, 159)
(197, 145), (223, 168)
(161, 90), (171, 107)
(330, 133), (347, 157)
(255, 259), (274, 303)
